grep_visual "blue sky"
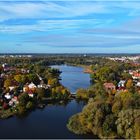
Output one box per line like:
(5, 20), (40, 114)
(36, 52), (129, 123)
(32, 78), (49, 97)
(0, 0), (140, 53)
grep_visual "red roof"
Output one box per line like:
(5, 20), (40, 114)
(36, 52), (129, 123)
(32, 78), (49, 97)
(133, 72), (140, 77)
(104, 83), (115, 88)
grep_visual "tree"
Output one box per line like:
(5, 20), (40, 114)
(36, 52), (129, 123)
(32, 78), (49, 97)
(103, 114), (117, 137)
(36, 88), (46, 100)
(14, 74), (22, 83)
(26, 101), (34, 110)
(76, 88), (88, 99)
(126, 79), (133, 89)
(4, 79), (12, 88)
(116, 109), (140, 139)
(48, 78), (59, 87)
(18, 93), (29, 106)
(112, 100), (122, 114)
(67, 113), (88, 135)
(28, 74), (39, 85)
(51, 86), (70, 99)
(16, 105), (26, 115)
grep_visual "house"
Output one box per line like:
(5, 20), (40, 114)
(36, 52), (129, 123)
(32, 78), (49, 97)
(4, 93), (12, 100)
(129, 70), (134, 75)
(0, 73), (5, 78)
(28, 82), (37, 90)
(136, 82), (140, 87)
(104, 83), (116, 90)
(37, 83), (50, 89)
(8, 96), (19, 107)
(118, 80), (126, 88)
(2, 102), (9, 109)
(23, 84), (29, 92)
(117, 80), (126, 91)
(28, 92), (34, 98)
(132, 72), (140, 80)
(2, 63), (8, 68)
(12, 96), (18, 103)
(9, 100), (14, 106)
(9, 86), (15, 91)
(23, 82), (37, 93)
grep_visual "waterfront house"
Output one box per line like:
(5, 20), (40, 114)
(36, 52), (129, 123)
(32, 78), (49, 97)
(104, 83), (116, 90)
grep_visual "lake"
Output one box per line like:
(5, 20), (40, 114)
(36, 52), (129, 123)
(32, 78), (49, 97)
(51, 65), (91, 93)
(0, 65), (94, 139)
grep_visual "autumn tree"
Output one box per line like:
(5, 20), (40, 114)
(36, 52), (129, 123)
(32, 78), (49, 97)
(126, 79), (133, 89)
(4, 79), (12, 88)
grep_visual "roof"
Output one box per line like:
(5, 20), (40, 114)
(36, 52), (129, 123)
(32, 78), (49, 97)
(133, 72), (140, 77)
(28, 82), (36, 89)
(104, 83), (115, 88)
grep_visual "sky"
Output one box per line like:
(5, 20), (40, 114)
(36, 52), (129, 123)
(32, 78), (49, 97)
(0, 0), (140, 53)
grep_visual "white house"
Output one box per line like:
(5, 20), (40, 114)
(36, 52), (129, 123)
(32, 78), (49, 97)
(28, 93), (34, 98)
(136, 82), (140, 87)
(9, 86), (15, 91)
(9, 96), (19, 106)
(118, 80), (126, 88)
(4, 93), (12, 100)
(37, 84), (49, 89)
(28, 82), (37, 89)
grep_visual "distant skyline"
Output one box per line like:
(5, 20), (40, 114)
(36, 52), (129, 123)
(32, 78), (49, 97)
(0, 0), (140, 53)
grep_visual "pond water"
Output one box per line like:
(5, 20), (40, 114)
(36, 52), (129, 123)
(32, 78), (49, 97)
(0, 65), (95, 139)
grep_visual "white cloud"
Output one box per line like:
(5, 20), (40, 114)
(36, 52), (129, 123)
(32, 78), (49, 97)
(0, 1), (110, 22)
(0, 1), (140, 22)
(0, 18), (105, 34)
